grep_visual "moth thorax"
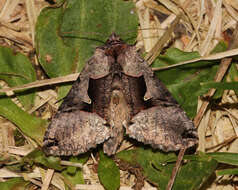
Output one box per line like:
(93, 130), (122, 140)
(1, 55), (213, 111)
(110, 61), (123, 74)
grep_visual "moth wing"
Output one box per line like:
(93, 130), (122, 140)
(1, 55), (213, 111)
(43, 110), (110, 156)
(119, 46), (177, 104)
(119, 46), (197, 151)
(126, 106), (197, 151)
(43, 48), (112, 156)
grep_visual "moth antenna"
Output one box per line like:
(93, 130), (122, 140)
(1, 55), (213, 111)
(106, 32), (123, 44)
(117, 27), (165, 41)
(60, 30), (105, 37)
(59, 30), (107, 44)
(139, 27), (166, 31)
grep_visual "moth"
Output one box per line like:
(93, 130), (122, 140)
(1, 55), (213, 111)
(43, 33), (198, 156)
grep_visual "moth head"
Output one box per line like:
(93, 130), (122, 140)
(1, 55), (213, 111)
(107, 32), (122, 44)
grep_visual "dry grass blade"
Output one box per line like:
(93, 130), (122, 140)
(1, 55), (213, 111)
(166, 148), (186, 190)
(206, 136), (237, 151)
(1, 0), (238, 190)
(157, 0), (181, 15)
(41, 169), (54, 190)
(75, 184), (104, 190)
(200, 0), (222, 56)
(75, 184), (157, 190)
(25, 0), (37, 47)
(145, 14), (181, 65)
(224, 1), (238, 22)
(0, 73), (79, 93)
(194, 24), (238, 128)
(8, 145), (34, 156)
(0, 0), (20, 20)
(152, 48), (238, 71)
(60, 160), (83, 168)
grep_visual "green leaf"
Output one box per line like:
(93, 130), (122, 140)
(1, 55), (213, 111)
(0, 47), (45, 145)
(117, 148), (218, 190)
(117, 148), (175, 189)
(35, 0), (138, 99)
(0, 96), (47, 144)
(98, 151), (120, 190)
(62, 154), (89, 189)
(210, 41), (227, 54)
(66, 154), (89, 175)
(152, 41), (229, 117)
(172, 157), (217, 190)
(152, 48), (219, 118)
(200, 81), (238, 91)
(0, 178), (29, 190)
(36, 6), (77, 99)
(36, 6), (77, 79)
(207, 152), (238, 166)
(22, 149), (64, 171)
(0, 46), (36, 110)
(216, 168), (238, 176)
(227, 63), (238, 95)
(62, 169), (84, 188)
(0, 155), (17, 167)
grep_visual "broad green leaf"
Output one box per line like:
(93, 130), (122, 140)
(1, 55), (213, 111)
(117, 148), (218, 190)
(0, 96), (46, 144)
(200, 81), (238, 91)
(0, 47), (44, 145)
(23, 149), (64, 171)
(62, 154), (89, 189)
(160, 152), (213, 163)
(98, 151), (120, 190)
(216, 168), (238, 176)
(36, 0), (138, 99)
(36, 6), (77, 79)
(152, 48), (219, 118)
(117, 148), (175, 189)
(66, 154), (89, 174)
(0, 178), (29, 190)
(62, 169), (84, 188)
(207, 152), (238, 166)
(152, 41), (229, 118)
(35, 6), (77, 99)
(172, 158), (217, 190)
(0, 46), (36, 109)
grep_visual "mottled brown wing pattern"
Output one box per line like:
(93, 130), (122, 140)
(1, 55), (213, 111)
(43, 33), (198, 156)
(43, 48), (113, 156)
(43, 110), (110, 156)
(117, 44), (197, 151)
(126, 106), (197, 151)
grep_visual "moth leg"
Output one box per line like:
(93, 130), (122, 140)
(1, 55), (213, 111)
(126, 106), (198, 152)
(43, 110), (110, 156)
